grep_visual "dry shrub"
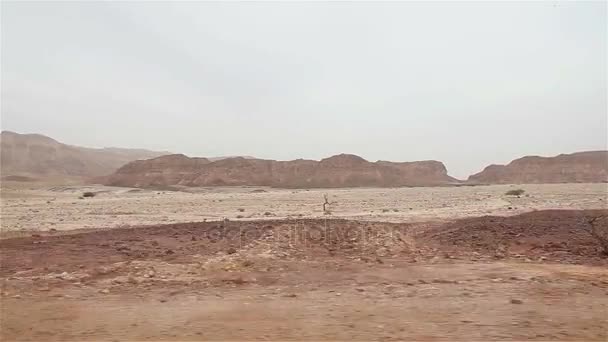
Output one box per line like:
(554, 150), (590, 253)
(505, 189), (525, 196)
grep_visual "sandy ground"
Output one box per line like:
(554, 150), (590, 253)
(1, 182), (606, 233)
(3, 261), (607, 341)
(1, 182), (607, 340)
(1, 212), (608, 341)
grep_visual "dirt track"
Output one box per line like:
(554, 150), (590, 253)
(1, 210), (607, 340)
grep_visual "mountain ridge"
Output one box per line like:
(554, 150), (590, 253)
(0, 131), (170, 179)
(102, 153), (459, 188)
(467, 151), (608, 184)
(3, 131), (606, 187)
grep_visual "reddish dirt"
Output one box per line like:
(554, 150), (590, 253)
(1, 210), (607, 340)
(419, 209), (608, 265)
(0, 219), (415, 277)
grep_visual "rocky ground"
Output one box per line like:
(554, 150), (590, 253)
(1, 182), (606, 233)
(1, 209), (607, 340)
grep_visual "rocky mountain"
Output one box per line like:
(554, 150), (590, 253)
(7, 130), (604, 187)
(0, 131), (169, 180)
(468, 151), (608, 184)
(207, 155), (256, 162)
(103, 153), (458, 188)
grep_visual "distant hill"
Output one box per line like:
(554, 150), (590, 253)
(0, 131), (170, 180)
(103, 153), (459, 188)
(4, 130), (605, 187)
(207, 155), (256, 162)
(467, 151), (608, 184)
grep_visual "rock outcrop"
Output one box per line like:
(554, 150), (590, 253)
(104, 153), (458, 188)
(468, 151), (608, 184)
(0, 131), (169, 180)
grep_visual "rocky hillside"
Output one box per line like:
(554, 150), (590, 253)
(104, 153), (458, 188)
(468, 151), (608, 184)
(0, 131), (169, 180)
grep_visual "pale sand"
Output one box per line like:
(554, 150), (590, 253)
(1, 182), (607, 232)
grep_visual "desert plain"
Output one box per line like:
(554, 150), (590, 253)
(2, 182), (606, 233)
(1, 182), (608, 340)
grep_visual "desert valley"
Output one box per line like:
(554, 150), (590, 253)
(1, 131), (607, 340)
(3, 2), (606, 340)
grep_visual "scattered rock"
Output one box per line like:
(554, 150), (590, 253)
(56, 272), (70, 280)
(510, 299), (523, 304)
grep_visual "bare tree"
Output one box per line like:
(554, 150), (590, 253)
(584, 215), (608, 256)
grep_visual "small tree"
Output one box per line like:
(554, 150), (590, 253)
(584, 215), (608, 256)
(323, 194), (330, 214)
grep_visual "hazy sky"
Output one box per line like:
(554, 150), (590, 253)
(1, 1), (606, 179)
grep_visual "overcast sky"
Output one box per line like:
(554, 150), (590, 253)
(1, 1), (606, 179)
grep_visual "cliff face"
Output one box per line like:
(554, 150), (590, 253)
(0, 131), (169, 179)
(468, 151), (608, 184)
(104, 153), (458, 188)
